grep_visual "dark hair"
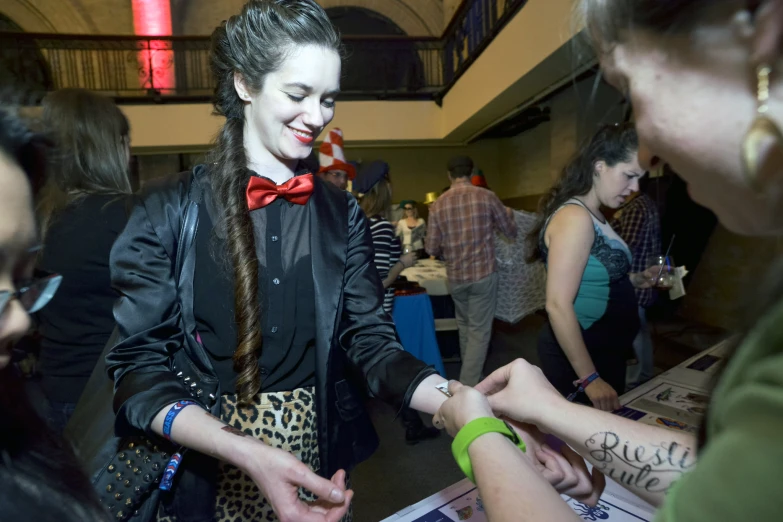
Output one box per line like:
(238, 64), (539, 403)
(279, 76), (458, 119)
(578, 0), (726, 53)
(447, 156), (474, 179)
(0, 103), (48, 181)
(37, 88), (131, 234)
(0, 101), (106, 522)
(208, 0), (341, 403)
(528, 123), (638, 261)
(357, 178), (392, 219)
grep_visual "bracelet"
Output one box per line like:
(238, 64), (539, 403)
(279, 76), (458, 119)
(162, 400), (198, 440)
(159, 452), (183, 491)
(451, 417), (526, 483)
(566, 372), (600, 402)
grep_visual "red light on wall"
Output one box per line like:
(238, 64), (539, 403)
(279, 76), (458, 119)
(132, 0), (175, 92)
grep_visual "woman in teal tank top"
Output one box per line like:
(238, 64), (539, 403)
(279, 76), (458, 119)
(530, 124), (657, 410)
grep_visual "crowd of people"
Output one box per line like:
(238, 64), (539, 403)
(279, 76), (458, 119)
(0, 0), (781, 521)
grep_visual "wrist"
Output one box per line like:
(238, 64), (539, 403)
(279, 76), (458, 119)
(577, 371), (600, 388)
(527, 392), (567, 426)
(466, 431), (508, 459)
(458, 406), (495, 431)
(567, 371), (600, 401)
(452, 418), (526, 483)
(221, 431), (267, 469)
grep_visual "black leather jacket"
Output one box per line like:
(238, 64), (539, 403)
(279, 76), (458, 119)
(106, 169), (435, 511)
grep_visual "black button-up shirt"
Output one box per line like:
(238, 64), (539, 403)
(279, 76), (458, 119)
(193, 180), (316, 394)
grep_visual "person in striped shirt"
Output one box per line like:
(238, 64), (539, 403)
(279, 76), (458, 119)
(354, 161), (440, 444)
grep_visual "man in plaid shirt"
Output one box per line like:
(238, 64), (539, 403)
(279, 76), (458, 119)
(611, 186), (661, 388)
(426, 156), (517, 385)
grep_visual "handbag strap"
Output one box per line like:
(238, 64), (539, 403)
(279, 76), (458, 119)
(175, 166), (204, 284)
(172, 167), (219, 400)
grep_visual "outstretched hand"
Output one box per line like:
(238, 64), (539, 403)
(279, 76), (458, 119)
(505, 419), (605, 507)
(434, 379), (604, 506)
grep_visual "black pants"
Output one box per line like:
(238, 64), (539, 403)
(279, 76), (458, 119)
(537, 314), (638, 405)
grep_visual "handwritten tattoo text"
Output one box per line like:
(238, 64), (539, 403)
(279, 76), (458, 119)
(584, 431), (696, 493)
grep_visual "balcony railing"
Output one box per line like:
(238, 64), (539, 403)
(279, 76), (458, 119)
(0, 0), (526, 104)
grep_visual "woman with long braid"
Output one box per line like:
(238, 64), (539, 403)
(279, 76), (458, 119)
(106, 2), (449, 520)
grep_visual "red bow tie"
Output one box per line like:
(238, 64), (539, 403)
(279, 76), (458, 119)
(246, 174), (314, 211)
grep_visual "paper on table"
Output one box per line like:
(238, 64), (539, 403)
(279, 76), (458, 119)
(381, 478), (655, 522)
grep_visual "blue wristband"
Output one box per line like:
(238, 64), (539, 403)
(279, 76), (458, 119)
(162, 400), (197, 440)
(566, 372), (600, 402)
(159, 452), (184, 491)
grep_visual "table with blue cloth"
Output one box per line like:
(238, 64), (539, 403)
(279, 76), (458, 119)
(392, 293), (447, 377)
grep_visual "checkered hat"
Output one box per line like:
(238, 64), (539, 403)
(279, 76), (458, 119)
(318, 128), (356, 180)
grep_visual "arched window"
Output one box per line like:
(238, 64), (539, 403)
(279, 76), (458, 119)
(327, 7), (425, 95)
(0, 13), (53, 98)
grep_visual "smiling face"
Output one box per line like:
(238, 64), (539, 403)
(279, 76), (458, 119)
(238, 44), (341, 171)
(592, 156), (644, 209)
(0, 151), (36, 370)
(599, 22), (783, 235)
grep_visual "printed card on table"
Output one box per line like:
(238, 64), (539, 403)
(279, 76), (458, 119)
(383, 480), (653, 522)
(564, 495), (653, 521)
(617, 382), (709, 434)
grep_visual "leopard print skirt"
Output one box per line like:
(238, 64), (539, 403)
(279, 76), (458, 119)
(157, 387), (352, 522)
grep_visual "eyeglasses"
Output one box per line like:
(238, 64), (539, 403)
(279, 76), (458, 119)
(404, 207), (414, 211)
(0, 273), (62, 317)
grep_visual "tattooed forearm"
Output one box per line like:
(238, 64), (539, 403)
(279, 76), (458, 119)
(584, 432), (696, 493)
(205, 410), (247, 438)
(221, 425), (248, 438)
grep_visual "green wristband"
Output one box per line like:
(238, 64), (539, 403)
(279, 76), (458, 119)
(451, 417), (526, 483)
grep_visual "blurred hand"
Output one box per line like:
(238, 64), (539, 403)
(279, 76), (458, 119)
(530, 435), (606, 507)
(583, 378), (621, 412)
(399, 252), (417, 268)
(633, 265), (670, 289)
(503, 420), (604, 506)
(474, 359), (565, 425)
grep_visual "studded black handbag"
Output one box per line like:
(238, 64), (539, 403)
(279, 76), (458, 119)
(65, 170), (220, 522)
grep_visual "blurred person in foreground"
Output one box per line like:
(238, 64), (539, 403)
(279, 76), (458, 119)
(0, 101), (107, 521)
(433, 1), (783, 521)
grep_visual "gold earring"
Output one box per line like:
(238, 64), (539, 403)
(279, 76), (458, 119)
(741, 64), (783, 191)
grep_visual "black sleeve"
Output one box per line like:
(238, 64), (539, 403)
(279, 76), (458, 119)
(106, 192), (194, 436)
(337, 196), (437, 411)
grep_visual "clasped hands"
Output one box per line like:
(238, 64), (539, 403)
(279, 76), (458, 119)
(432, 359), (605, 506)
